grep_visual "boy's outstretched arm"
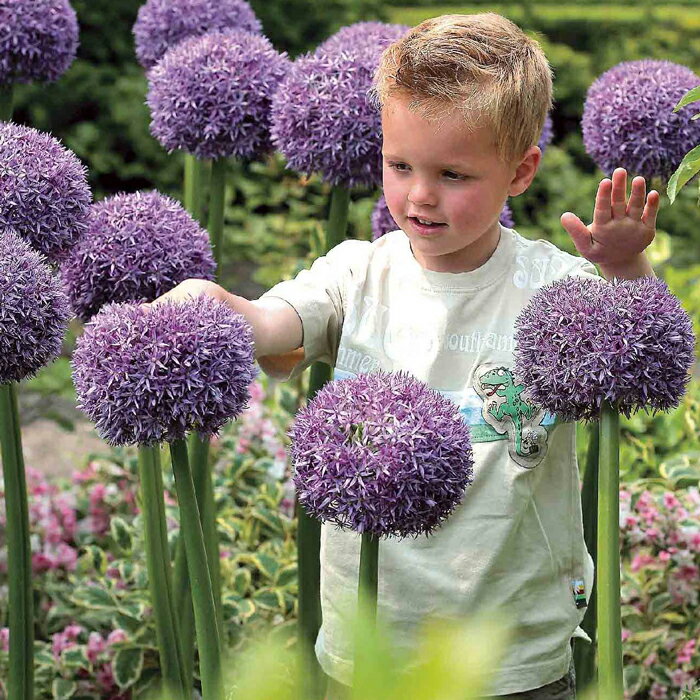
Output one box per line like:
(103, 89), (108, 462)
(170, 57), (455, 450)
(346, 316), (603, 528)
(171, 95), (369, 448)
(560, 167), (660, 280)
(145, 279), (303, 360)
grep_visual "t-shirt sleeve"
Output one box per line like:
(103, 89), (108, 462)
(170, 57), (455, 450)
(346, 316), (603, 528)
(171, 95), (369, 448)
(568, 258), (600, 281)
(256, 238), (370, 381)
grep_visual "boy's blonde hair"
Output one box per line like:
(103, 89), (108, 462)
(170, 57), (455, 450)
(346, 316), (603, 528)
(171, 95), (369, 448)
(373, 13), (553, 163)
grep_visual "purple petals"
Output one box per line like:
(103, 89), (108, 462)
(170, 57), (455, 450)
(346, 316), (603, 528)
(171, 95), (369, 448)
(514, 277), (696, 421)
(0, 0), (78, 84)
(0, 231), (70, 383)
(0, 122), (91, 262)
(147, 30), (289, 160)
(72, 297), (258, 446)
(133, 0), (262, 70)
(60, 191), (215, 322)
(582, 60), (700, 180)
(290, 370), (473, 538)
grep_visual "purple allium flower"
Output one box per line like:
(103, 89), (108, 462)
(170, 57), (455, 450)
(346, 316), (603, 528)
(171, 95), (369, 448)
(0, 0), (78, 85)
(582, 60), (700, 180)
(271, 44), (389, 188)
(371, 194), (514, 241)
(72, 296), (258, 446)
(290, 370), (474, 538)
(60, 191), (216, 322)
(539, 112), (553, 154)
(147, 30), (289, 160)
(317, 21), (409, 55)
(0, 122), (91, 262)
(133, 0), (262, 70)
(0, 231), (70, 384)
(514, 276), (695, 422)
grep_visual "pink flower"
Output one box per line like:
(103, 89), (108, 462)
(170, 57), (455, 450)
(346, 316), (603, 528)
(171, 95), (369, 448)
(621, 628), (631, 641)
(96, 662), (116, 691)
(659, 550), (672, 562)
(631, 553), (657, 572)
(106, 629), (127, 647)
(650, 682), (668, 699)
(87, 632), (106, 664)
(669, 669), (693, 688)
(52, 623), (84, 659)
(677, 639), (696, 665)
(664, 492), (681, 509)
(0, 627), (9, 652)
(677, 564), (699, 581)
(643, 651), (657, 667)
(645, 527), (660, 540)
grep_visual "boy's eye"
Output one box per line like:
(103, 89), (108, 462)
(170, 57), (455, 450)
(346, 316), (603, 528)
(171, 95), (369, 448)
(443, 170), (466, 181)
(388, 162), (410, 172)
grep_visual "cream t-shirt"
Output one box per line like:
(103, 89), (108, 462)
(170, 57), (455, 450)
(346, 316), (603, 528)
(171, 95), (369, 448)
(259, 226), (597, 695)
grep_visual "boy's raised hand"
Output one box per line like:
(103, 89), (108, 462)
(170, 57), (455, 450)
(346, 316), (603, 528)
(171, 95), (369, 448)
(560, 167), (660, 278)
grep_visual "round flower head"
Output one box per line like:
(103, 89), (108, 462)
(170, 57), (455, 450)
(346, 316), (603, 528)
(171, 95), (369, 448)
(582, 60), (700, 180)
(147, 30), (289, 160)
(72, 296), (258, 446)
(514, 276), (695, 422)
(61, 191), (216, 322)
(271, 43), (389, 188)
(133, 0), (262, 70)
(0, 122), (91, 262)
(290, 370), (474, 538)
(317, 21), (409, 55)
(0, 231), (70, 384)
(371, 194), (514, 240)
(0, 0), (79, 85)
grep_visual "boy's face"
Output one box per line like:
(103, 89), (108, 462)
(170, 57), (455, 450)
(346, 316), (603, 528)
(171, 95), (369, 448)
(381, 94), (539, 273)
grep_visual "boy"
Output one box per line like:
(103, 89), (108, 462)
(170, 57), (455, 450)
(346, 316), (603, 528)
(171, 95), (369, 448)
(152, 13), (659, 698)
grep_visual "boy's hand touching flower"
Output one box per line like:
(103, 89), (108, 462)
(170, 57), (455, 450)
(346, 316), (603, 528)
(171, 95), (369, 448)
(560, 167), (660, 279)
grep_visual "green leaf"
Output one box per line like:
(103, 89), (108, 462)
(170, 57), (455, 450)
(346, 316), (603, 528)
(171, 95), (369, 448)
(253, 587), (285, 610)
(70, 586), (116, 610)
(81, 545), (108, 575)
(667, 143), (700, 204)
(659, 611), (686, 624)
(52, 678), (77, 700)
(233, 568), (252, 596)
(113, 647), (144, 689)
(110, 516), (133, 552)
(61, 646), (90, 668)
(659, 452), (700, 488)
(674, 85), (700, 112)
(629, 628), (667, 643)
(648, 592), (672, 615)
(623, 665), (643, 694)
(276, 564), (298, 588)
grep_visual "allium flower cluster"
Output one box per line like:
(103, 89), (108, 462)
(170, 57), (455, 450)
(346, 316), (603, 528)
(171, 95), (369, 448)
(0, 231), (71, 384)
(317, 21), (409, 55)
(290, 370), (473, 538)
(514, 276), (695, 421)
(133, 0), (262, 70)
(73, 297), (258, 446)
(582, 60), (700, 180)
(0, 0), (79, 85)
(370, 194), (514, 240)
(0, 122), (91, 261)
(61, 191), (216, 321)
(147, 30), (289, 160)
(272, 38), (395, 188)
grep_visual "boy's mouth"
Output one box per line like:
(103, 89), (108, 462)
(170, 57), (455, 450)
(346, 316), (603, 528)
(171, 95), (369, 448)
(408, 216), (447, 235)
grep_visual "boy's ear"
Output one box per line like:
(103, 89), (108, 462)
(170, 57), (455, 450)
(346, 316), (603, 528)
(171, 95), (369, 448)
(507, 146), (541, 197)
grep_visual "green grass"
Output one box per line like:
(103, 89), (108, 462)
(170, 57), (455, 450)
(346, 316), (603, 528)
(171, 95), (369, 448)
(389, 4), (699, 27)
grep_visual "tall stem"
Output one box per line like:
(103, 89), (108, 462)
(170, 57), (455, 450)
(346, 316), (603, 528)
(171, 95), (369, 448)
(0, 382), (33, 699)
(574, 421), (599, 693)
(597, 402), (622, 700)
(1, 84), (14, 122)
(208, 158), (227, 275)
(183, 154), (208, 226)
(352, 533), (379, 688)
(297, 185), (351, 699)
(169, 439), (223, 700)
(137, 446), (189, 698)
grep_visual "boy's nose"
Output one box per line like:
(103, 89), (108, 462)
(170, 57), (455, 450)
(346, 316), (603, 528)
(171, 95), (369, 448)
(408, 181), (438, 207)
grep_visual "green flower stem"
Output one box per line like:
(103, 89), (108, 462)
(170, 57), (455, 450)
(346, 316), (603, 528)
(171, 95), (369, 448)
(172, 526), (195, 690)
(137, 446), (189, 699)
(597, 402), (623, 700)
(170, 438), (223, 700)
(184, 154), (209, 226)
(190, 432), (223, 641)
(352, 533), (379, 688)
(574, 422), (599, 693)
(1, 84), (13, 122)
(298, 185), (351, 699)
(0, 382), (33, 699)
(208, 157), (227, 275)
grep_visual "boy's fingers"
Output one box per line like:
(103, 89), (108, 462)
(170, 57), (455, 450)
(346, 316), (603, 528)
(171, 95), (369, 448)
(641, 190), (660, 229)
(561, 212), (594, 256)
(611, 168), (628, 219)
(593, 178), (612, 226)
(626, 176), (646, 219)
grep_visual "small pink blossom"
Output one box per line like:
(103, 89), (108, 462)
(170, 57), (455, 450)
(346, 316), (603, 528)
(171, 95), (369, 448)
(0, 627), (8, 652)
(106, 629), (128, 647)
(631, 553), (657, 572)
(52, 623), (84, 659)
(676, 638), (696, 665)
(621, 628), (631, 641)
(650, 682), (668, 699)
(643, 651), (657, 667)
(87, 632), (106, 664)
(669, 669), (693, 688)
(659, 550), (671, 562)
